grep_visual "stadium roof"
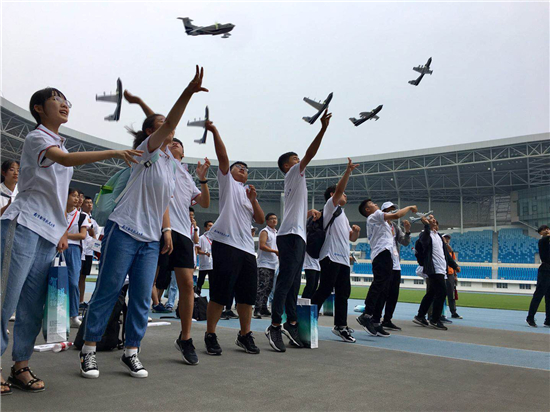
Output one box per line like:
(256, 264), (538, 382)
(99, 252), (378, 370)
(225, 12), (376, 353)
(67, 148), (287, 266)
(2, 96), (549, 204)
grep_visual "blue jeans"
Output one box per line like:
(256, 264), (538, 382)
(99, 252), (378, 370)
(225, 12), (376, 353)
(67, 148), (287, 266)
(83, 221), (159, 348)
(65, 244), (82, 317)
(166, 272), (178, 308)
(1, 220), (57, 361)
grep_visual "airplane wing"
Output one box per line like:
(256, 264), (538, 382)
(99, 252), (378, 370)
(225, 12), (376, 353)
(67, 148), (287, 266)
(194, 129), (207, 144)
(373, 115), (379, 121)
(409, 73), (424, 86)
(187, 120), (206, 127)
(96, 94), (119, 103)
(96, 78), (122, 121)
(359, 111), (373, 119)
(303, 97), (324, 111)
(412, 66), (423, 74)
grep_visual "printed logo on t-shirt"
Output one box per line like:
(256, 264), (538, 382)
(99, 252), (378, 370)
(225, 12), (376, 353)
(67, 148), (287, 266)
(33, 212), (55, 228)
(212, 229), (230, 238)
(120, 224), (144, 237)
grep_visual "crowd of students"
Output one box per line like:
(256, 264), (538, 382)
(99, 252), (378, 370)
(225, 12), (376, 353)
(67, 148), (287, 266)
(1, 66), (548, 395)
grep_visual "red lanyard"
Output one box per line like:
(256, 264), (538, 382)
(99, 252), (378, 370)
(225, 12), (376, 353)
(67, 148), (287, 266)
(67, 210), (78, 230)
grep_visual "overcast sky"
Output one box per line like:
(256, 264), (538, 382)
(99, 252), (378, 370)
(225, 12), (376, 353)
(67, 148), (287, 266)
(2, 1), (548, 161)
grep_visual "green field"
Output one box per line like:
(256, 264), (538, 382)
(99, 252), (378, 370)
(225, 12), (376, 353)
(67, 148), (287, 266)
(86, 279), (543, 312)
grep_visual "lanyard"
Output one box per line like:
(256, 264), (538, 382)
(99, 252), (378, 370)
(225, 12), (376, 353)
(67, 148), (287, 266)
(66, 210), (78, 230)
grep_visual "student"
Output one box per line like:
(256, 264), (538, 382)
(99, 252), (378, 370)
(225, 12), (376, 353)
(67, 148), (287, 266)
(65, 187), (90, 328)
(204, 120), (265, 355)
(254, 213), (279, 319)
(79, 196), (98, 310)
(79, 66), (208, 379)
(311, 159), (361, 343)
(526, 225), (550, 327)
(356, 200), (417, 337)
(0, 160), (20, 216)
(196, 221), (214, 295)
(442, 234), (462, 320)
(0, 87), (141, 394)
(413, 215), (459, 330)
(302, 252), (321, 299)
(267, 110), (332, 353)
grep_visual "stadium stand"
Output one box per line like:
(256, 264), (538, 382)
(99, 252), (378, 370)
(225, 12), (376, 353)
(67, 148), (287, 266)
(497, 266), (538, 281)
(352, 263), (492, 279)
(498, 228), (539, 264)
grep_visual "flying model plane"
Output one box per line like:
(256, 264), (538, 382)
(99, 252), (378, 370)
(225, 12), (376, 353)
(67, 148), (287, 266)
(178, 17), (235, 38)
(187, 106), (209, 144)
(409, 57), (433, 86)
(302, 92), (333, 124)
(96, 78), (123, 121)
(349, 105), (383, 126)
(409, 210), (434, 224)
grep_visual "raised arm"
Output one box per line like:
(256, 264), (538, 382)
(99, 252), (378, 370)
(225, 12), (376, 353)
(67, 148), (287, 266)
(247, 185), (265, 224)
(385, 205), (418, 221)
(148, 66), (208, 152)
(194, 157), (211, 208)
(206, 122), (229, 174)
(124, 90), (155, 117)
(45, 146), (143, 168)
(300, 110), (332, 173)
(331, 158), (358, 206)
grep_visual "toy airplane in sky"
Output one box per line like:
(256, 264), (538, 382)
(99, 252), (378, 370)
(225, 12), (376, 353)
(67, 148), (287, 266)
(96, 78), (123, 121)
(187, 106), (209, 144)
(302, 92), (333, 124)
(178, 17), (235, 38)
(410, 210), (434, 223)
(349, 105), (383, 126)
(409, 57), (433, 86)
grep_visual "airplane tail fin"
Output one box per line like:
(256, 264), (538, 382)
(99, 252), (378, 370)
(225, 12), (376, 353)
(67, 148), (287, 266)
(302, 116), (313, 124)
(349, 118), (358, 126)
(178, 17), (197, 34)
(408, 80), (418, 86)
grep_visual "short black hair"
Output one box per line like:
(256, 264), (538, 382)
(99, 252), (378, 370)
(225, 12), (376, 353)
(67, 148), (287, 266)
(172, 138), (183, 147)
(77, 189), (84, 196)
(538, 225), (549, 234)
(266, 213), (277, 221)
(358, 199), (372, 218)
(84, 196), (93, 201)
(189, 207), (195, 213)
(277, 152), (298, 174)
(68, 187), (78, 195)
(1, 160), (20, 183)
(204, 220), (213, 228)
(324, 185), (337, 201)
(230, 161), (248, 171)
(29, 87), (67, 127)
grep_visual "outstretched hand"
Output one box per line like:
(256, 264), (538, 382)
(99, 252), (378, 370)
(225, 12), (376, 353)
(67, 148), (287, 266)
(403, 220), (411, 231)
(116, 149), (144, 167)
(205, 120), (217, 133)
(196, 157), (211, 180)
(123, 90), (141, 104)
(346, 158), (359, 173)
(246, 185), (258, 202)
(320, 109), (332, 129)
(186, 66), (209, 95)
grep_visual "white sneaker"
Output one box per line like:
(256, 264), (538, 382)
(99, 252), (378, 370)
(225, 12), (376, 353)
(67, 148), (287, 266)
(120, 353), (148, 378)
(70, 316), (82, 328)
(80, 351), (99, 379)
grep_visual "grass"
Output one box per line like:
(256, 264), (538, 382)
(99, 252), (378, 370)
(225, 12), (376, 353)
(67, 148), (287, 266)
(86, 279), (544, 312)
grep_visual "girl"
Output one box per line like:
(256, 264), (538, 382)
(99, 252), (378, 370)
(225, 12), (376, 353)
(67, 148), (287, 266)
(0, 88), (142, 395)
(65, 187), (90, 328)
(80, 66), (208, 379)
(0, 160), (20, 216)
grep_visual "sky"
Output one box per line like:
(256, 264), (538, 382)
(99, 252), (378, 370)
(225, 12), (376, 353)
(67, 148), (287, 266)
(2, 1), (548, 162)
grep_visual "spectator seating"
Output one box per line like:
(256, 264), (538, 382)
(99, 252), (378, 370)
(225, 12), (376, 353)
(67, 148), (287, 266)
(498, 266), (538, 281)
(498, 228), (539, 264)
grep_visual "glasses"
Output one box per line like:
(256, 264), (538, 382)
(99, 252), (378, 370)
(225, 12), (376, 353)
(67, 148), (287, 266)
(51, 96), (72, 108)
(234, 164), (249, 173)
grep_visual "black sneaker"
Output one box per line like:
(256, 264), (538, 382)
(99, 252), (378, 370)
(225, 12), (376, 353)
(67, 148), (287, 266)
(332, 326), (356, 343)
(413, 315), (429, 327)
(440, 316), (453, 324)
(451, 313), (463, 319)
(235, 331), (261, 354)
(381, 320), (401, 331)
(282, 322), (304, 348)
(174, 335), (199, 365)
(526, 318), (537, 328)
(429, 321), (448, 331)
(374, 324), (391, 337)
(265, 325), (286, 352)
(356, 313), (377, 336)
(253, 309), (262, 319)
(226, 310), (239, 319)
(79, 351), (99, 379)
(204, 332), (223, 355)
(120, 353), (148, 378)
(260, 307), (271, 316)
(152, 303), (171, 313)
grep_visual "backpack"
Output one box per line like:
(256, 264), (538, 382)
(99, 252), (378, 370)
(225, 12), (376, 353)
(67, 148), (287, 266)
(93, 153), (162, 226)
(306, 206), (342, 259)
(192, 295), (208, 321)
(74, 286), (128, 351)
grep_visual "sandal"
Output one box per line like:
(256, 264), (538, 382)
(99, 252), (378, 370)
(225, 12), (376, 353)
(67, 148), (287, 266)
(1, 381), (12, 396)
(8, 366), (45, 393)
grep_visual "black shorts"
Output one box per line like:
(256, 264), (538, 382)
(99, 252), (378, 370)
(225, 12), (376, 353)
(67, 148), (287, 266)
(210, 241), (257, 306)
(80, 255), (93, 278)
(158, 230), (195, 272)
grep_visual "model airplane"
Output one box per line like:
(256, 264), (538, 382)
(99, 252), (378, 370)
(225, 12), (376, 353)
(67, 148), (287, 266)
(409, 57), (433, 86)
(349, 105), (383, 126)
(178, 17), (235, 38)
(187, 106), (209, 144)
(96, 78), (123, 121)
(409, 210), (434, 223)
(302, 92), (333, 124)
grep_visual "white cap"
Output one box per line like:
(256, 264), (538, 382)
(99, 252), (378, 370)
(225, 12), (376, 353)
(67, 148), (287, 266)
(381, 201), (397, 212)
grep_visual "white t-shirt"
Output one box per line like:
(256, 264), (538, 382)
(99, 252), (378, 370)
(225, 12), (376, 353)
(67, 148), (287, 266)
(303, 252), (320, 271)
(257, 226), (278, 270)
(319, 198), (352, 267)
(430, 231), (447, 276)
(82, 216), (98, 257)
(66, 209), (91, 246)
(198, 234), (213, 270)
(0, 183), (18, 211)
(206, 169), (255, 255)
(277, 163), (308, 242)
(109, 136), (176, 242)
(2, 125), (74, 245)
(366, 209), (394, 261)
(169, 162), (201, 239)
(390, 224), (401, 271)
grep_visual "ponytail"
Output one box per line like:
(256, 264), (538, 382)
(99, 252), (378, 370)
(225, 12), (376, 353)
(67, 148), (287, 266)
(126, 114), (163, 149)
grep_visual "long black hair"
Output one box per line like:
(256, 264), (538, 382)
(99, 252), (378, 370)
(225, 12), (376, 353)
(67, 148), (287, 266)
(1, 160), (20, 183)
(29, 87), (67, 128)
(126, 114), (164, 149)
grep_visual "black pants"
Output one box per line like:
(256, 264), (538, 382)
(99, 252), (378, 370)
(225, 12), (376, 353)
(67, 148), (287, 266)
(302, 269), (320, 299)
(376, 270), (401, 323)
(272, 234), (306, 325)
(80, 255), (93, 278)
(446, 277), (458, 316)
(418, 274), (446, 323)
(196, 269), (212, 292)
(527, 268), (550, 321)
(311, 258), (351, 327)
(363, 250), (393, 322)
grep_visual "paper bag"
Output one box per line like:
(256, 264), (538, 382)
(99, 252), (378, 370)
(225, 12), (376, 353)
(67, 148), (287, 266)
(42, 253), (70, 343)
